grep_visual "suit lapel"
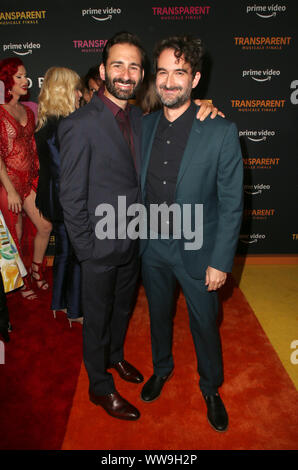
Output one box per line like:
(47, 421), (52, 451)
(141, 111), (162, 195)
(130, 108), (141, 177)
(93, 96), (124, 145)
(95, 97), (137, 176)
(175, 117), (202, 190)
(141, 108), (205, 197)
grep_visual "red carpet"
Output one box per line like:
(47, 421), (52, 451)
(0, 273), (297, 450)
(0, 269), (82, 450)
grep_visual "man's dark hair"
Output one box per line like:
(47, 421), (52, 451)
(153, 35), (204, 77)
(102, 31), (147, 69)
(84, 65), (100, 89)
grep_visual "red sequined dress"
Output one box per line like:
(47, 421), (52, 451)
(0, 104), (39, 252)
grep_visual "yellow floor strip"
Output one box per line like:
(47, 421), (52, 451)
(232, 264), (298, 390)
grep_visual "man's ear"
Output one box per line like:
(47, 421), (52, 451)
(192, 71), (201, 89)
(99, 63), (105, 82)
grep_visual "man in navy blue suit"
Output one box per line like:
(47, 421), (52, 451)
(59, 32), (220, 422)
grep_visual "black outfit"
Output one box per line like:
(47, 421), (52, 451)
(145, 102), (197, 236)
(146, 102), (196, 207)
(35, 117), (64, 222)
(58, 94), (142, 395)
(35, 117), (82, 319)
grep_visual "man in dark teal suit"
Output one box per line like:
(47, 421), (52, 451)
(140, 35), (243, 432)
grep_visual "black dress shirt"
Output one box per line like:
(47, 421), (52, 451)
(145, 102), (197, 235)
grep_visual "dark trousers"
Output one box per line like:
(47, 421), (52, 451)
(142, 238), (223, 395)
(51, 222), (82, 318)
(81, 254), (140, 395)
(0, 275), (9, 330)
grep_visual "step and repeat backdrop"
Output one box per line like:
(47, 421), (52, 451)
(1, 0), (297, 255)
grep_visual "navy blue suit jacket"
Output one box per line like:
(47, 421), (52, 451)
(58, 94), (142, 265)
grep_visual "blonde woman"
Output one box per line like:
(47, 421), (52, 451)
(35, 67), (83, 326)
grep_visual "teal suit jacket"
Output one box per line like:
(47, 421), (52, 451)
(141, 107), (243, 280)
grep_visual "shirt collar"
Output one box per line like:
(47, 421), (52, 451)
(162, 101), (196, 126)
(98, 89), (130, 117)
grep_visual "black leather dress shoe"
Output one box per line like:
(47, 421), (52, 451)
(203, 394), (228, 432)
(109, 360), (144, 383)
(89, 390), (140, 420)
(141, 371), (173, 402)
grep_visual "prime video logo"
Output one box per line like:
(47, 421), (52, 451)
(242, 69), (280, 82)
(2, 42), (41, 56)
(81, 7), (121, 21)
(94, 196), (203, 250)
(239, 129), (276, 142)
(239, 233), (266, 244)
(246, 4), (286, 18)
(244, 183), (271, 195)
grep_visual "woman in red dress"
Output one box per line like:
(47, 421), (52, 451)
(0, 58), (52, 299)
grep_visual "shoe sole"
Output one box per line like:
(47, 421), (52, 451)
(140, 371), (174, 403)
(207, 416), (229, 433)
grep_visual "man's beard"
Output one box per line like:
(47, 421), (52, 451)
(105, 72), (141, 101)
(156, 83), (192, 109)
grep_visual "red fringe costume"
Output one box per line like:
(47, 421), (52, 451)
(0, 105), (38, 263)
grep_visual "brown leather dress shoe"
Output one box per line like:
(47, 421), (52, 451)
(89, 390), (140, 420)
(109, 360), (144, 384)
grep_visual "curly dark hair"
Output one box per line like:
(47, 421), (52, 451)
(153, 35), (204, 77)
(102, 31), (147, 70)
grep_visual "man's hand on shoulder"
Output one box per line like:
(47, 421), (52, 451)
(205, 266), (227, 291)
(193, 99), (225, 121)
